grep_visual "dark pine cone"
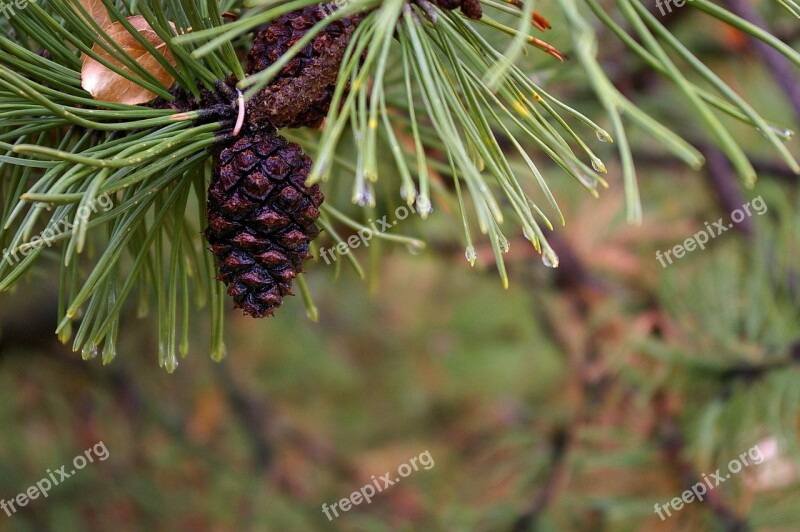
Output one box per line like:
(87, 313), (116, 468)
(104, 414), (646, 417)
(204, 134), (324, 318)
(245, 6), (363, 129)
(433, 0), (483, 19)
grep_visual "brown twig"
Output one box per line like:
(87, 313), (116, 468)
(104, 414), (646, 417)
(699, 144), (754, 237)
(510, 427), (572, 532)
(214, 361), (275, 472)
(508, 234), (610, 530)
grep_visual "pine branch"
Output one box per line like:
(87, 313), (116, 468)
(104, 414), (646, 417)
(0, 0), (798, 366)
(510, 426), (572, 532)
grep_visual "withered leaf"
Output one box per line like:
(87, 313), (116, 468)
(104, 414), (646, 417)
(72, 0), (112, 31)
(81, 15), (177, 105)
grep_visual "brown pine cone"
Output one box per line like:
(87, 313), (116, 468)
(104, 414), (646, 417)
(459, 0), (483, 20)
(204, 134), (324, 318)
(245, 6), (364, 130)
(433, 0), (483, 19)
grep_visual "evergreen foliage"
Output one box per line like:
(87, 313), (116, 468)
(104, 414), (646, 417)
(0, 0), (798, 370)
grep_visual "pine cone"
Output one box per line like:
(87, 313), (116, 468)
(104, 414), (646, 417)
(204, 134), (324, 318)
(245, 6), (363, 129)
(459, 0), (483, 20)
(433, 0), (483, 19)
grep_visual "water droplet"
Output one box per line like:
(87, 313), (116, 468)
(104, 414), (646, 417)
(164, 354), (179, 374)
(596, 130), (613, 143)
(401, 184), (417, 203)
(212, 344), (227, 362)
(591, 158), (607, 173)
(415, 195), (433, 219)
(497, 233), (510, 253)
(406, 241), (425, 255)
(760, 126), (794, 141)
(465, 246), (477, 266)
(81, 344), (99, 360)
(355, 185), (374, 207)
(542, 249), (559, 268)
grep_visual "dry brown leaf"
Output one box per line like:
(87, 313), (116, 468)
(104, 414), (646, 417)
(81, 15), (176, 105)
(72, 0), (112, 30)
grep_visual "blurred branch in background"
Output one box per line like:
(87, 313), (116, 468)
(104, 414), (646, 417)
(725, 0), (800, 118)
